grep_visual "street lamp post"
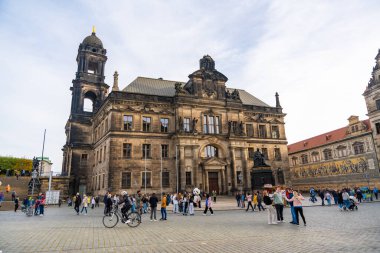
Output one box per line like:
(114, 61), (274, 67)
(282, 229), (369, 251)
(176, 145), (179, 194)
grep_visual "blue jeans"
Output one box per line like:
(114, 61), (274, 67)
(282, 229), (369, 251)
(290, 205), (296, 223)
(327, 199), (331, 206)
(143, 203), (147, 213)
(344, 200), (350, 208)
(161, 208), (167, 219)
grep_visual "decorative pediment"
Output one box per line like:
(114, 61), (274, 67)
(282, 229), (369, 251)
(268, 118), (283, 124)
(254, 113), (267, 123)
(202, 157), (227, 166)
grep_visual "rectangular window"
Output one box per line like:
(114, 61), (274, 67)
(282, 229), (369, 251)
(301, 155), (308, 164)
(261, 148), (269, 160)
(324, 150), (333, 160)
(237, 171), (242, 184)
(142, 144), (151, 158)
(121, 172), (131, 188)
(259, 125), (267, 138)
(81, 154), (88, 163)
(142, 117), (151, 132)
(246, 124), (254, 137)
(160, 118), (169, 133)
(208, 116), (215, 134)
(292, 158), (298, 166)
(354, 144), (364, 155)
(103, 147), (106, 162)
(376, 99), (380, 110)
(215, 116), (220, 134)
(162, 171), (170, 187)
(186, 171), (192, 185)
(161, 144), (169, 158)
(203, 115), (208, 133)
(274, 148), (281, 161)
(123, 115), (133, 131)
(123, 143), (132, 158)
(141, 171), (152, 187)
(271, 126), (280, 139)
(232, 121), (238, 134)
(376, 123), (380, 135)
(102, 174), (105, 189)
(99, 148), (102, 163)
(248, 148), (255, 159)
(184, 118), (190, 132)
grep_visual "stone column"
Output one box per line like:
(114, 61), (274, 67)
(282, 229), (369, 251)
(221, 167), (226, 194)
(242, 148), (250, 190)
(179, 146), (185, 191)
(205, 170), (209, 193)
(230, 147), (237, 190)
(193, 146), (199, 188)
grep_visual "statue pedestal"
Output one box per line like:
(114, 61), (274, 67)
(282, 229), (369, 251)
(250, 167), (274, 190)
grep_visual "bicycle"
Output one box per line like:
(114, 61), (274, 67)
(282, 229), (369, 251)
(22, 205), (33, 217)
(103, 204), (141, 228)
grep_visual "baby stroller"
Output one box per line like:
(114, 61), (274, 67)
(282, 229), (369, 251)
(344, 196), (358, 211)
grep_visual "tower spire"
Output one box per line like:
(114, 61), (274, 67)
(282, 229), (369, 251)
(112, 71), (119, 91)
(92, 25), (96, 34)
(275, 92), (282, 108)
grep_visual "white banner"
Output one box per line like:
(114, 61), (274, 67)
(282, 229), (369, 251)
(45, 190), (60, 205)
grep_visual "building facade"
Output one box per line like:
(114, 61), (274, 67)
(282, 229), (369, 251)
(61, 31), (290, 196)
(37, 157), (53, 177)
(288, 116), (380, 190)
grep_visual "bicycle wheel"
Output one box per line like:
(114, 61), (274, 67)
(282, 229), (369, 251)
(103, 212), (119, 228)
(127, 212), (141, 228)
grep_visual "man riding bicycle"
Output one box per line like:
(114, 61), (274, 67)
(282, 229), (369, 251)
(118, 191), (132, 224)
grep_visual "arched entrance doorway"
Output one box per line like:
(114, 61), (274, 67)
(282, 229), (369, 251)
(199, 144), (227, 194)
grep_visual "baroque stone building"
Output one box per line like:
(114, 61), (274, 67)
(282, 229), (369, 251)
(288, 116), (380, 190)
(288, 50), (380, 190)
(61, 31), (290, 196)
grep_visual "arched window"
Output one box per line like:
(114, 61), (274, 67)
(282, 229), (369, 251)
(83, 98), (93, 112)
(83, 91), (97, 113)
(205, 145), (218, 157)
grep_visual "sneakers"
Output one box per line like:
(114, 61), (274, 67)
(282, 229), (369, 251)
(150, 219), (153, 221)
(203, 213), (206, 216)
(211, 214), (214, 216)
(154, 219), (157, 221)
(125, 219), (131, 224)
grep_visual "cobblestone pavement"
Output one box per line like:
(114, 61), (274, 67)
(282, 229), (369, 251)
(0, 202), (379, 253)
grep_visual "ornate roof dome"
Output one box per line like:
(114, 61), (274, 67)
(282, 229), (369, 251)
(82, 32), (103, 48)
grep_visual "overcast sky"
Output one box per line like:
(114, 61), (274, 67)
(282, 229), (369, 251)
(0, 0), (379, 172)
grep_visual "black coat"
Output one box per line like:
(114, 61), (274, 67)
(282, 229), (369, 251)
(149, 196), (158, 207)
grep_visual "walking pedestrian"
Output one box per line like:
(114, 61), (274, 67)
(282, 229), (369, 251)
(246, 193), (254, 211)
(257, 191), (265, 211)
(39, 194), (45, 216)
(263, 190), (277, 225)
(203, 193), (214, 215)
(325, 191), (332, 206)
(253, 192), (258, 211)
(95, 196), (100, 207)
(0, 191), (4, 207)
(11, 190), (16, 201)
(172, 193), (179, 213)
(273, 187), (284, 222)
(319, 190), (325, 206)
(74, 193), (81, 215)
(160, 193), (167, 221)
(81, 195), (88, 215)
(374, 187), (379, 200)
(149, 192), (158, 221)
(287, 189), (297, 224)
(189, 194), (195, 215)
(285, 191), (306, 226)
(105, 194), (113, 215)
(14, 196), (19, 212)
(212, 190), (217, 203)
(91, 197), (95, 209)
